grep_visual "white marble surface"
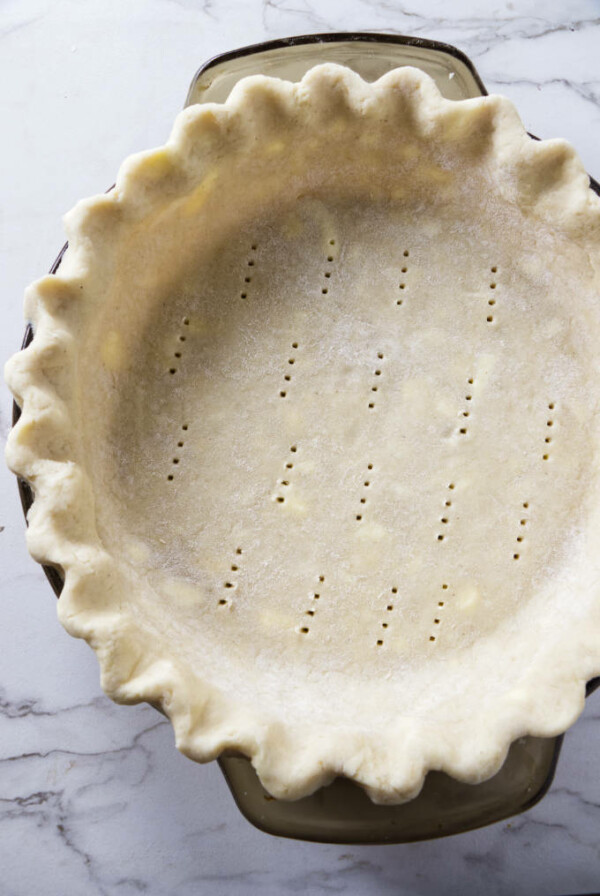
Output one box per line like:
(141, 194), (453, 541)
(2, 1), (600, 893)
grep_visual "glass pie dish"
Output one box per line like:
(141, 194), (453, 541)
(10, 33), (600, 843)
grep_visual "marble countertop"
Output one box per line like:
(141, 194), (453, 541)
(2, 1), (600, 893)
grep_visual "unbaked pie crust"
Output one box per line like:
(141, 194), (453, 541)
(6, 64), (600, 803)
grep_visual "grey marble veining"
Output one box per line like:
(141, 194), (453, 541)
(2, 1), (600, 893)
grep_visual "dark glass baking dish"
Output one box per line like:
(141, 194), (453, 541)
(12, 32), (600, 844)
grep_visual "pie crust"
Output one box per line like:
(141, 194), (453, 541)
(6, 64), (600, 804)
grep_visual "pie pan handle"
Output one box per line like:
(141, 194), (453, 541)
(185, 31), (487, 107)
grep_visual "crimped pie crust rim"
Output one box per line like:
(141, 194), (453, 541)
(6, 64), (600, 803)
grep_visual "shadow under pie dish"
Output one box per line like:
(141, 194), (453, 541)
(7, 62), (600, 806)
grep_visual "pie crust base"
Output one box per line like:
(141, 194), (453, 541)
(6, 64), (600, 803)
